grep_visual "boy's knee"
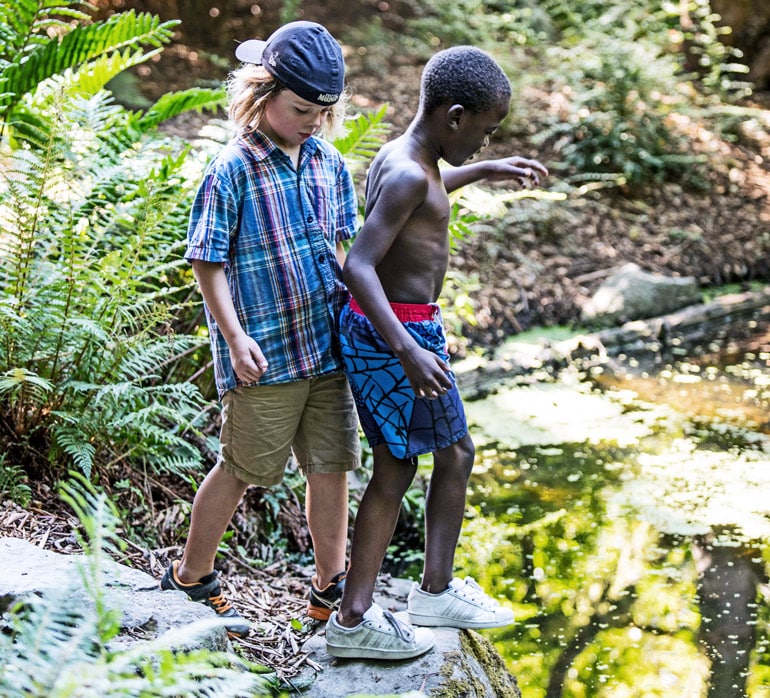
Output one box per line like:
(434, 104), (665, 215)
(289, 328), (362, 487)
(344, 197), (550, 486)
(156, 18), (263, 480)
(455, 434), (475, 464)
(435, 435), (475, 475)
(460, 437), (475, 465)
(371, 447), (417, 494)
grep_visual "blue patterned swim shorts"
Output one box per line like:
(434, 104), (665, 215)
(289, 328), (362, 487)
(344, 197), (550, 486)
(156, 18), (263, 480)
(339, 299), (468, 460)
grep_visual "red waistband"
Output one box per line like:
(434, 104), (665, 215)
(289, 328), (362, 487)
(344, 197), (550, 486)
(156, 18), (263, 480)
(349, 297), (440, 322)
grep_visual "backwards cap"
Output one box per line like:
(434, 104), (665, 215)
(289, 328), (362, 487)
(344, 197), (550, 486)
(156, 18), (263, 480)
(235, 21), (344, 105)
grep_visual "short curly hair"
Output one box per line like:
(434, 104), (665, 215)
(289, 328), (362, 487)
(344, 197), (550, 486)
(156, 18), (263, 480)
(420, 46), (511, 116)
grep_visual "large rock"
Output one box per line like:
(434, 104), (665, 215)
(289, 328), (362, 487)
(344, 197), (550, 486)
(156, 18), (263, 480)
(581, 263), (700, 327)
(0, 538), (521, 697)
(0, 536), (229, 652)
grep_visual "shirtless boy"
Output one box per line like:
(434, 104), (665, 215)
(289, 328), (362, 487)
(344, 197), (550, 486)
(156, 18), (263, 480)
(325, 46), (548, 659)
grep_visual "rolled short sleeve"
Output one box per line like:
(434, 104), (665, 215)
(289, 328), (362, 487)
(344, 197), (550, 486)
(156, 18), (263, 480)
(335, 160), (359, 243)
(186, 165), (241, 263)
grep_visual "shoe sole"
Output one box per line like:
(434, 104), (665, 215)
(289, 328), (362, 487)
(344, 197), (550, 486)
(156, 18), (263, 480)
(307, 605), (334, 621)
(407, 612), (514, 629)
(326, 642), (434, 660)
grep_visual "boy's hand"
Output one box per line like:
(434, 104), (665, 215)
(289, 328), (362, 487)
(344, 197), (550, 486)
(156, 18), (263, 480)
(400, 347), (453, 399)
(487, 156), (548, 188)
(230, 335), (269, 384)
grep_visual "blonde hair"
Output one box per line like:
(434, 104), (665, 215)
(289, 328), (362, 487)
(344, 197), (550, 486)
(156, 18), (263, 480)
(227, 63), (349, 140)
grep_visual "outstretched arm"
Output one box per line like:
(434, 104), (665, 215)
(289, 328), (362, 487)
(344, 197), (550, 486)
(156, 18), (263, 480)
(441, 156), (548, 193)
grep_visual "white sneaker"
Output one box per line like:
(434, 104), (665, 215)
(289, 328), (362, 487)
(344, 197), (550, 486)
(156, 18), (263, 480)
(325, 603), (435, 660)
(407, 577), (514, 629)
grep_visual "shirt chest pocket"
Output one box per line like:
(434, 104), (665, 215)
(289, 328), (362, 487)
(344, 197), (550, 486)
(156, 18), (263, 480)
(302, 178), (338, 241)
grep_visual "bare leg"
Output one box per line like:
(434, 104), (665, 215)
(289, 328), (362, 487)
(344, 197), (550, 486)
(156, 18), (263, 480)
(337, 444), (417, 626)
(421, 433), (475, 592)
(306, 470), (349, 587)
(177, 465), (249, 583)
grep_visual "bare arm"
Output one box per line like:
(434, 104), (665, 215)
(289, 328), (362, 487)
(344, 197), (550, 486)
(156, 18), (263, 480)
(191, 259), (268, 384)
(343, 166), (453, 399)
(441, 156), (548, 193)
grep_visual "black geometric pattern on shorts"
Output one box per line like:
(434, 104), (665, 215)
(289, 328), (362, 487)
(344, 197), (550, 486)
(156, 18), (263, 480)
(342, 343), (467, 459)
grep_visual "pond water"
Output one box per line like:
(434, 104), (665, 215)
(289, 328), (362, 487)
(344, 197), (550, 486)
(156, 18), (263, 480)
(452, 332), (770, 697)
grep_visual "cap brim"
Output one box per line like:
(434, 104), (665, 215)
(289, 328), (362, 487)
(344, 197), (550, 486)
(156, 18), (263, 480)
(235, 39), (266, 64)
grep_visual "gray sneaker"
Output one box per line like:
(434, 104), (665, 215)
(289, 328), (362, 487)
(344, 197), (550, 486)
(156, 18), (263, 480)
(325, 603), (435, 660)
(407, 577), (514, 629)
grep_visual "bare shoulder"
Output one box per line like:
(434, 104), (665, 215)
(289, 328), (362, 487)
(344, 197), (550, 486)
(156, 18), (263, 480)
(368, 140), (429, 201)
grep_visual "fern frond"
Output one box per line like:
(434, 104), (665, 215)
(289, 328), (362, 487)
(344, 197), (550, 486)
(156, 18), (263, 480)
(0, 455), (32, 507)
(138, 86), (227, 131)
(0, 592), (102, 697)
(0, 0), (92, 64)
(67, 47), (156, 99)
(52, 424), (96, 477)
(0, 11), (178, 117)
(334, 104), (390, 165)
(0, 102), (51, 148)
(59, 472), (124, 560)
(0, 368), (54, 404)
(116, 337), (204, 382)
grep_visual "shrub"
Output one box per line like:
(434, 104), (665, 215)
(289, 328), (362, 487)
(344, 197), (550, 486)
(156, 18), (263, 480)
(0, 1), (225, 480)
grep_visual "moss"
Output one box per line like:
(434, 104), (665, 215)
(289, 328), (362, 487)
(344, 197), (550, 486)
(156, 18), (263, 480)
(430, 631), (521, 698)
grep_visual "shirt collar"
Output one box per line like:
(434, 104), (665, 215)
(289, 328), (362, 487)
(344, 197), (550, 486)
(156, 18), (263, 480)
(241, 130), (324, 164)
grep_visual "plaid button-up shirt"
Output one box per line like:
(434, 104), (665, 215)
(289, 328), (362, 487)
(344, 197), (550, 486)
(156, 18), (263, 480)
(186, 131), (358, 399)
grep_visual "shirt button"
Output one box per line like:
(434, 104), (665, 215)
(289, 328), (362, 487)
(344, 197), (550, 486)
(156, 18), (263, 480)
(306, 214), (314, 223)
(317, 253), (326, 263)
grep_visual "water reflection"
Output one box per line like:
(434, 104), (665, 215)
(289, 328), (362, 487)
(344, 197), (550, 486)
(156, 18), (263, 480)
(458, 348), (770, 697)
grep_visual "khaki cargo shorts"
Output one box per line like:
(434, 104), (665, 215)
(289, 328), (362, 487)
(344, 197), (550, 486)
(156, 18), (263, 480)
(217, 371), (360, 487)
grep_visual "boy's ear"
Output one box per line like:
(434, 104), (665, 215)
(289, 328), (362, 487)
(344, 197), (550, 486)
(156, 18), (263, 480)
(447, 104), (465, 130)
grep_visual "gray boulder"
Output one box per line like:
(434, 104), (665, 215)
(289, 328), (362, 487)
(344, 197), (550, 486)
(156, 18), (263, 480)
(581, 262), (700, 327)
(0, 538), (520, 697)
(0, 536), (229, 653)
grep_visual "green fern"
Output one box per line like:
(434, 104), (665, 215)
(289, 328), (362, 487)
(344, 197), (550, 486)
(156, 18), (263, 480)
(0, 4), (219, 481)
(334, 103), (391, 170)
(0, 9), (177, 115)
(0, 454), (32, 507)
(51, 425), (97, 478)
(138, 86), (227, 130)
(66, 47), (159, 99)
(0, 1), (93, 64)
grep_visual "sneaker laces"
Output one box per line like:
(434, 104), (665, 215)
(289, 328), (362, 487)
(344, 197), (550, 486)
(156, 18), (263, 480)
(381, 609), (414, 642)
(457, 577), (498, 609)
(207, 591), (234, 614)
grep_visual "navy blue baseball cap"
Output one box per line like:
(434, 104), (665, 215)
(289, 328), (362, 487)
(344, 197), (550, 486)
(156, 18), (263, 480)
(235, 21), (344, 105)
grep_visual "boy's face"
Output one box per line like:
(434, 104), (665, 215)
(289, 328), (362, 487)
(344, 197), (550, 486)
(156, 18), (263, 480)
(445, 100), (509, 167)
(260, 89), (334, 151)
